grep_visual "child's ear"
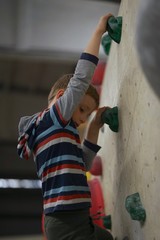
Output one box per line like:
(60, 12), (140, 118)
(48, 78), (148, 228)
(55, 89), (65, 100)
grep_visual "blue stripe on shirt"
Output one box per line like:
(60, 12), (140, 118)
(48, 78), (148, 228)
(83, 139), (101, 153)
(42, 173), (88, 190)
(44, 185), (90, 197)
(38, 155), (85, 177)
(80, 52), (99, 65)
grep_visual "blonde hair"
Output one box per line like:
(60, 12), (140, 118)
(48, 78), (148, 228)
(48, 74), (99, 107)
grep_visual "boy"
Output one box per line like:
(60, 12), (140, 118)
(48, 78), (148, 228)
(17, 13), (113, 240)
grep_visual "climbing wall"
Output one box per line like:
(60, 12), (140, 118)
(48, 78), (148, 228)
(98, 0), (160, 239)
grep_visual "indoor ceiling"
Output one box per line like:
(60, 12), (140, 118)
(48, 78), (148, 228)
(0, 0), (120, 98)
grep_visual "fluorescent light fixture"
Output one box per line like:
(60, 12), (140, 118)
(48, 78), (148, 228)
(0, 178), (41, 189)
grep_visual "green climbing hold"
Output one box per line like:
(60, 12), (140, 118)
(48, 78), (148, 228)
(107, 16), (122, 44)
(125, 192), (146, 222)
(101, 106), (119, 132)
(103, 215), (112, 230)
(101, 34), (112, 55)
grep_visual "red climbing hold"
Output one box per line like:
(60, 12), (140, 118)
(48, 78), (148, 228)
(90, 156), (102, 176)
(88, 178), (105, 228)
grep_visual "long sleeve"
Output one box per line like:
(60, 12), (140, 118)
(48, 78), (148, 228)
(82, 139), (101, 171)
(50, 53), (98, 126)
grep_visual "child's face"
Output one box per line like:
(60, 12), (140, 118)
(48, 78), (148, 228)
(72, 94), (97, 127)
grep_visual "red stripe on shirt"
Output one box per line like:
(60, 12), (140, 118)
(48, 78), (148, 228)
(44, 193), (91, 204)
(34, 132), (80, 154)
(42, 163), (85, 178)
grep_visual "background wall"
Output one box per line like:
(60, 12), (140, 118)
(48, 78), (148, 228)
(98, 0), (160, 239)
(3, 0), (160, 239)
(0, 0), (119, 178)
(0, 0), (119, 237)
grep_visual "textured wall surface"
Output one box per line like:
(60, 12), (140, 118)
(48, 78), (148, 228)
(98, 0), (160, 239)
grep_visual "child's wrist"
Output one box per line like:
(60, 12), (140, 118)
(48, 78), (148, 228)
(94, 28), (105, 37)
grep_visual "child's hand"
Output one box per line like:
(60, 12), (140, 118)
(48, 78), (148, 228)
(86, 106), (108, 145)
(95, 13), (113, 35)
(84, 13), (113, 57)
(90, 106), (107, 130)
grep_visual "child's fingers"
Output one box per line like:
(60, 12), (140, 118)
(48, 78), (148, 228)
(102, 13), (113, 31)
(94, 107), (106, 124)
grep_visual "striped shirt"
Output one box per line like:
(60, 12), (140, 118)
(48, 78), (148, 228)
(17, 53), (101, 214)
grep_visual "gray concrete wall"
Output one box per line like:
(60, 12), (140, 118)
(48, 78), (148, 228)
(98, 0), (160, 239)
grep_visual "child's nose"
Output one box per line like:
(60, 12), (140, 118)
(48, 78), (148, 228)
(80, 115), (87, 124)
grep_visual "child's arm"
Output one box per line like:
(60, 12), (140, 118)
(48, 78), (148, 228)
(51, 14), (113, 125)
(82, 107), (106, 171)
(86, 107), (106, 144)
(84, 13), (113, 57)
